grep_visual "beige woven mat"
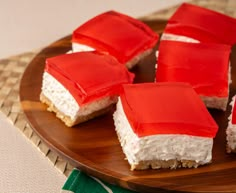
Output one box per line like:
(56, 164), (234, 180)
(0, 0), (234, 177)
(0, 52), (73, 177)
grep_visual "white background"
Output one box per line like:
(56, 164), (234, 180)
(0, 0), (185, 59)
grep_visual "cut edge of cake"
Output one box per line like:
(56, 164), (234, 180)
(113, 97), (214, 170)
(226, 96), (236, 153)
(40, 72), (117, 127)
(161, 33), (200, 43)
(72, 43), (154, 69)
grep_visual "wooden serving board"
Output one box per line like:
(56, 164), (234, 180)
(20, 20), (236, 193)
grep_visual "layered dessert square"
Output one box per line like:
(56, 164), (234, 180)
(156, 40), (231, 111)
(40, 51), (134, 127)
(162, 3), (236, 45)
(226, 96), (236, 153)
(72, 11), (159, 69)
(113, 83), (218, 170)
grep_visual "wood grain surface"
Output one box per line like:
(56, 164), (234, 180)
(20, 20), (236, 193)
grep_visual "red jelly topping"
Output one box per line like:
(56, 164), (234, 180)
(156, 40), (231, 97)
(72, 11), (159, 64)
(120, 82), (218, 138)
(45, 52), (134, 105)
(232, 98), (236, 124)
(164, 3), (236, 45)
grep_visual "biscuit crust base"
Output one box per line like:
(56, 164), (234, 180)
(40, 92), (113, 127)
(126, 49), (153, 69)
(130, 159), (208, 171)
(226, 125), (236, 154)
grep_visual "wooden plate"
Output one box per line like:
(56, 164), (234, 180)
(20, 20), (236, 193)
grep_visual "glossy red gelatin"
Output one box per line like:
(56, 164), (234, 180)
(156, 40), (231, 97)
(120, 82), (218, 138)
(232, 99), (236, 124)
(72, 11), (159, 64)
(164, 3), (236, 45)
(45, 52), (135, 105)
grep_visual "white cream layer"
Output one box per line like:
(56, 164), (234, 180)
(161, 33), (200, 43)
(226, 96), (236, 152)
(72, 43), (152, 69)
(41, 72), (117, 121)
(113, 98), (213, 167)
(72, 43), (95, 52)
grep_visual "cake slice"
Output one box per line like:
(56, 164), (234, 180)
(40, 51), (134, 127)
(226, 96), (236, 153)
(113, 82), (218, 170)
(162, 3), (236, 45)
(72, 10), (159, 69)
(156, 40), (231, 111)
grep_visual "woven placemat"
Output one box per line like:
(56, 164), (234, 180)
(0, 0), (234, 178)
(0, 52), (74, 177)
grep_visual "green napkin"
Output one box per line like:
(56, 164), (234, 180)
(61, 169), (137, 193)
